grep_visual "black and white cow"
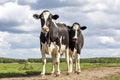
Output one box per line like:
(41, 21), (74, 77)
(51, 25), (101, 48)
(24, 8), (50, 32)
(33, 10), (70, 76)
(68, 23), (87, 74)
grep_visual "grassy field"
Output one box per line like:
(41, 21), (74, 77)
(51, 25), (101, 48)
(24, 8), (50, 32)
(106, 76), (120, 80)
(0, 62), (120, 78)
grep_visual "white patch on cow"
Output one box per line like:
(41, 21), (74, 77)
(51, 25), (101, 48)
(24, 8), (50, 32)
(69, 48), (77, 57)
(65, 48), (70, 73)
(56, 53), (60, 74)
(51, 53), (56, 74)
(59, 36), (66, 54)
(41, 42), (48, 75)
(69, 56), (73, 72)
(61, 45), (66, 52)
(73, 24), (79, 39)
(75, 53), (81, 73)
(48, 42), (56, 54)
(52, 19), (58, 28)
(43, 12), (50, 22)
(69, 48), (77, 73)
(41, 53), (46, 75)
(42, 12), (50, 32)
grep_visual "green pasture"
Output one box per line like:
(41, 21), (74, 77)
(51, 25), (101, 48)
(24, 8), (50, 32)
(105, 76), (120, 80)
(0, 63), (120, 78)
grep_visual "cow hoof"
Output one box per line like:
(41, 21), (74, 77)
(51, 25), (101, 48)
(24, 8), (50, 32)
(40, 74), (45, 77)
(77, 72), (80, 74)
(75, 71), (81, 74)
(66, 72), (70, 75)
(75, 71), (77, 73)
(50, 73), (54, 75)
(56, 74), (60, 77)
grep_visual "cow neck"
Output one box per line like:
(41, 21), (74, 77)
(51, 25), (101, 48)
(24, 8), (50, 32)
(47, 20), (59, 46)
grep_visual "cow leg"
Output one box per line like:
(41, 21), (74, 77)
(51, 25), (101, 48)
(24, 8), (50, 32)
(75, 53), (81, 74)
(69, 55), (73, 73)
(65, 48), (70, 75)
(41, 53), (46, 76)
(51, 54), (55, 74)
(56, 53), (60, 76)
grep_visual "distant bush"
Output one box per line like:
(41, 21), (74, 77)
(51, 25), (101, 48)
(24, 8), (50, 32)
(0, 57), (26, 63)
(0, 57), (120, 63)
(80, 57), (120, 63)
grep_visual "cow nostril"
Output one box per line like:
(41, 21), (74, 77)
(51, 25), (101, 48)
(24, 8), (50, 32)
(73, 38), (77, 41)
(43, 27), (49, 32)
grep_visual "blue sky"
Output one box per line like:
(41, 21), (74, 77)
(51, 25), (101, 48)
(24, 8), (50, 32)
(0, 0), (120, 59)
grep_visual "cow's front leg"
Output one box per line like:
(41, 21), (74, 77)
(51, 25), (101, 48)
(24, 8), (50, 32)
(41, 52), (46, 76)
(75, 53), (81, 74)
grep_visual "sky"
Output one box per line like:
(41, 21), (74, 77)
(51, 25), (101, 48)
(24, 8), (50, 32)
(0, 0), (120, 59)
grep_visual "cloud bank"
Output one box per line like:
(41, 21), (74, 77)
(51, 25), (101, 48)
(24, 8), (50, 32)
(0, 0), (120, 59)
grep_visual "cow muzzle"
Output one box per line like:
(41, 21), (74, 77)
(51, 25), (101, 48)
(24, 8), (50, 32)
(42, 27), (49, 33)
(73, 37), (77, 42)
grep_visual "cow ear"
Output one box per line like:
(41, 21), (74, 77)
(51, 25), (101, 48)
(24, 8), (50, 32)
(52, 15), (59, 20)
(33, 14), (40, 19)
(80, 26), (87, 30)
(67, 26), (71, 31)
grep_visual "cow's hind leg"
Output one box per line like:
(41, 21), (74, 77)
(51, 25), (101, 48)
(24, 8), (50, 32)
(56, 53), (60, 76)
(51, 53), (55, 75)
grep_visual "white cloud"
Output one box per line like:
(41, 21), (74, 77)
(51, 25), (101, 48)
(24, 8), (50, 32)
(114, 0), (120, 9)
(0, 32), (11, 49)
(0, 2), (39, 32)
(0, 31), (39, 49)
(24, 0), (37, 3)
(81, 49), (120, 58)
(0, 31), (40, 59)
(99, 36), (120, 45)
(0, 2), (29, 20)
(0, 48), (40, 59)
(81, 2), (108, 12)
(115, 30), (120, 36)
(0, 0), (10, 4)
(99, 36), (116, 44)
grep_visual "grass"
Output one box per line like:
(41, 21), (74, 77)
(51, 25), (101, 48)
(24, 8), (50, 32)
(0, 63), (120, 78)
(105, 76), (120, 80)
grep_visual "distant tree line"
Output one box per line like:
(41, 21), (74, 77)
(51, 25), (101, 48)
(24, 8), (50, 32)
(0, 57), (25, 63)
(0, 57), (120, 63)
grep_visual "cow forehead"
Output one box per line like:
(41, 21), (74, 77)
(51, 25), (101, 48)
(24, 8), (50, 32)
(73, 24), (79, 30)
(43, 12), (50, 20)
